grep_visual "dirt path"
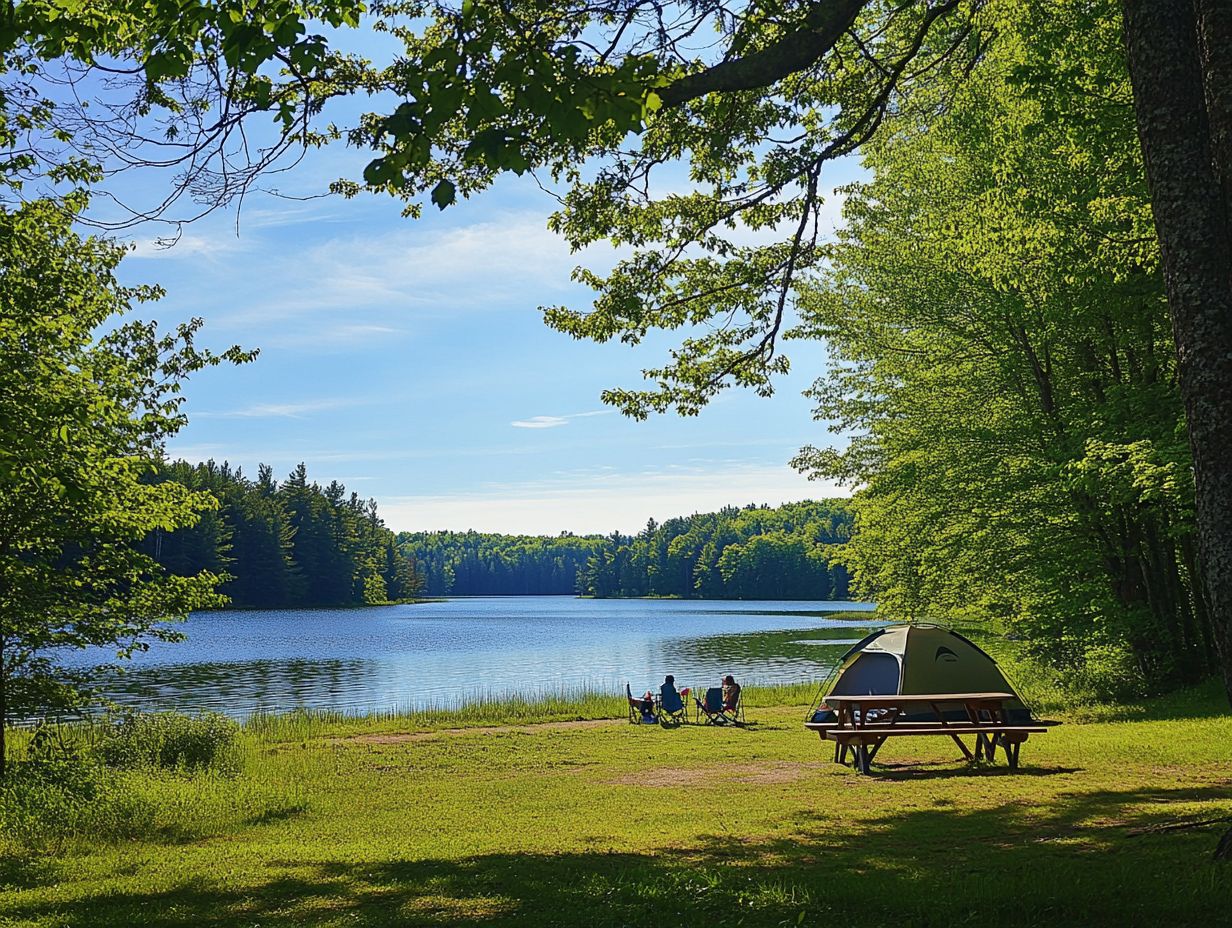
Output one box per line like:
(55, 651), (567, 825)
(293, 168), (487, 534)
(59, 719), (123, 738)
(329, 717), (622, 746)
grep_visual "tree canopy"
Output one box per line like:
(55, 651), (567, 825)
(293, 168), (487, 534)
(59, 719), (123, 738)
(0, 196), (247, 772)
(791, 0), (1212, 693)
(398, 500), (852, 600)
(145, 459), (423, 608)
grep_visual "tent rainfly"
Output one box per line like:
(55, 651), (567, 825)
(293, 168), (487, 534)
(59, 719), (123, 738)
(811, 624), (1033, 723)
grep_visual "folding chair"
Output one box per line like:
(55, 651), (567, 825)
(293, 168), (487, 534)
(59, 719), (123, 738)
(656, 685), (686, 726)
(694, 686), (728, 724)
(720, 688), (746, 725)
(694, 686), (746, 725)
(625, 683), (656, 724)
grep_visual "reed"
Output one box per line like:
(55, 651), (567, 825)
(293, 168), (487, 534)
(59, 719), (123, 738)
(241, 680), (821, 743)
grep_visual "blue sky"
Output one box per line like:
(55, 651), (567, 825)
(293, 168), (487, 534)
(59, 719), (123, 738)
(109, 49), (862, 535)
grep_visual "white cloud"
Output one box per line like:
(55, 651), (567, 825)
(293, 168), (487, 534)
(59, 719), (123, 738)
(126, 232), (242, 261)
(209, 211), (618, 329)
(265, 323), (407, 350)
(511, 416), (570, 429)
(378, 462), (850, 535)
(193, 398), (358, 420)
(510, 409), (613, 429)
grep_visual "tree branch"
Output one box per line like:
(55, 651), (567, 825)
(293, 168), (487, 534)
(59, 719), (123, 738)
(659, 0), (870, 106)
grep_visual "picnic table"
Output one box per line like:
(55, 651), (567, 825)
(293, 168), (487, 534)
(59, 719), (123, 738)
(804, 692), (1048, 774)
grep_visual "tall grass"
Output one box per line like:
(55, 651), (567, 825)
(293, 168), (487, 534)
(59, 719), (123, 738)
(4, 683), (836, 771)
(244, 688), (625, 742)
(243, 681), (824, 743)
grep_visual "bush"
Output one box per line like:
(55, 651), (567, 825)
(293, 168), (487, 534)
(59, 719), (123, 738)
(0, 727), (154, 852)
(97, 711), (241, 773)
(1069, 642), (1150, 701)
(1, 717), (307, 855)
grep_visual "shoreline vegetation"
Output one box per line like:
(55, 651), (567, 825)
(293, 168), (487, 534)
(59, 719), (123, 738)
(142, 460), (425, 611)
(3, 668), (1229, 926)
(146, 469), (857, 611)
(10, 622), (1206, 741)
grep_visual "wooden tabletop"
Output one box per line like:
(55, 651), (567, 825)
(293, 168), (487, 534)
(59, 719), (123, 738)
(822, 692), (1016, 706)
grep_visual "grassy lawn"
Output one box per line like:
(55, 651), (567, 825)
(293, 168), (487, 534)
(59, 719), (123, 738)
(3, 683), (1230, 927)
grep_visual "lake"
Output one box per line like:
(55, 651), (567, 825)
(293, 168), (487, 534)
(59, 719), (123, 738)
(65, 597), (878, 718)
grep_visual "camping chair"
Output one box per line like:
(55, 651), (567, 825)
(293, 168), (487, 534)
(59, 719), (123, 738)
(625, 683), (656, 725)
(656, 685), (686, 726)
(721, 687), (746, 725)
(694, 687), (728, 725)
(695, 686), (747, 725)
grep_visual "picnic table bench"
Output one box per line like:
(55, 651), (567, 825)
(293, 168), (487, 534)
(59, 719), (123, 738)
(804, 692), (1048, 774)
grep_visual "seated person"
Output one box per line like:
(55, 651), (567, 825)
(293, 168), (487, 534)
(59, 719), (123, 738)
(811, 704), (837, 723)
(640, 690), (656, 723)
(659, 675), (683, 714)
(722, 674), (741, 711)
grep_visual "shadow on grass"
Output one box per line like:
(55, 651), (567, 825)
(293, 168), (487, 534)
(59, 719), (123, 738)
(6, 785), (1230, 927)
(0, 854), (61, 892)
(870, 762), (1082, 781)
(244, 803), (310, 826)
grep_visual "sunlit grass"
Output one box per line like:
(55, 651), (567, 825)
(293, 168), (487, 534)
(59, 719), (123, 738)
(240, 681), (821, 743)
(2, 681), (1230, 927)
(4, 630), (1230, 927)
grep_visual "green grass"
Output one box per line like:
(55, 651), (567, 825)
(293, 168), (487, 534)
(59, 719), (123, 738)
(236, 682), (821, 743)
(3, 681), (1230, 927)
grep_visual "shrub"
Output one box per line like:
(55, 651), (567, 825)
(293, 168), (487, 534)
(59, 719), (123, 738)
(0, 726), (154, 852)
(1070, 642), (1150, 701)
(97, 711), (241, 773)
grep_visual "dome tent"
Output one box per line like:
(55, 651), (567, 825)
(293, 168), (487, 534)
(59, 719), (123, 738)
(811, 624), (1032, 723)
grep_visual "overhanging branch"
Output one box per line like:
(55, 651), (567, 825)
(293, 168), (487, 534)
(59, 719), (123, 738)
(659, 0), (870, 106)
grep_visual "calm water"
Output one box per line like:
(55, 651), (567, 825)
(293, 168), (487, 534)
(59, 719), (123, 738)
(64, 597), (877, 718)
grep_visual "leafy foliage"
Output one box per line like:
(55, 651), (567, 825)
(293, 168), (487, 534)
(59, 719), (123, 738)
(0, 197), (248, 770)
(97, 711), (240, 772)
(398, 530), (604, 596)
(575, 501), (852, 600)
(792, 0), (1211, 693)
(1, 1), (370, 223)
(397, 501), (851, 599)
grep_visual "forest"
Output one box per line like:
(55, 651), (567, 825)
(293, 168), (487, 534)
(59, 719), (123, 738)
(142, 461), (422, 609)
(145, 471), (851, 604)
(398, 500), (852, 600)
(574, 501), (852, 600)
(788, 2), (1219, 696)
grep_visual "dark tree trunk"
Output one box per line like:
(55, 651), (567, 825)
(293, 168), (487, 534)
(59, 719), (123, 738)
(1121, 0), (1232, 706)
(1195, 1), (1232, 212)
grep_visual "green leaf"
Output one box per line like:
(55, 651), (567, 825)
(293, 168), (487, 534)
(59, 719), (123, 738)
(430, 179), (456, 209)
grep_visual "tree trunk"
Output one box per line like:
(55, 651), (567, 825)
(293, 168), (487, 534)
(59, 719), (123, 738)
(1121, 0), (1232, 706)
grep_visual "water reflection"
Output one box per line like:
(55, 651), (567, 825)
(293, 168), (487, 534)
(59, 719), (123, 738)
(64, 597), (877, 718)
(100, 658), (374, 715)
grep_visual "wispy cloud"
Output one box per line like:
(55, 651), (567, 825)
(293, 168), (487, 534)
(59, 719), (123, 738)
(204, 210), (619, 329)
(510, 410), (613, 429)
(126, 232), (242, 261)
(265, 323), (407, 350)
(193, 398), (358, 420)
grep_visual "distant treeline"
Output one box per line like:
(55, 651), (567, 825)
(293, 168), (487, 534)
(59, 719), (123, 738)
(398, 500), (853, 600)
(395, 530), (598, 596)
(143, 461), (422, 608)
